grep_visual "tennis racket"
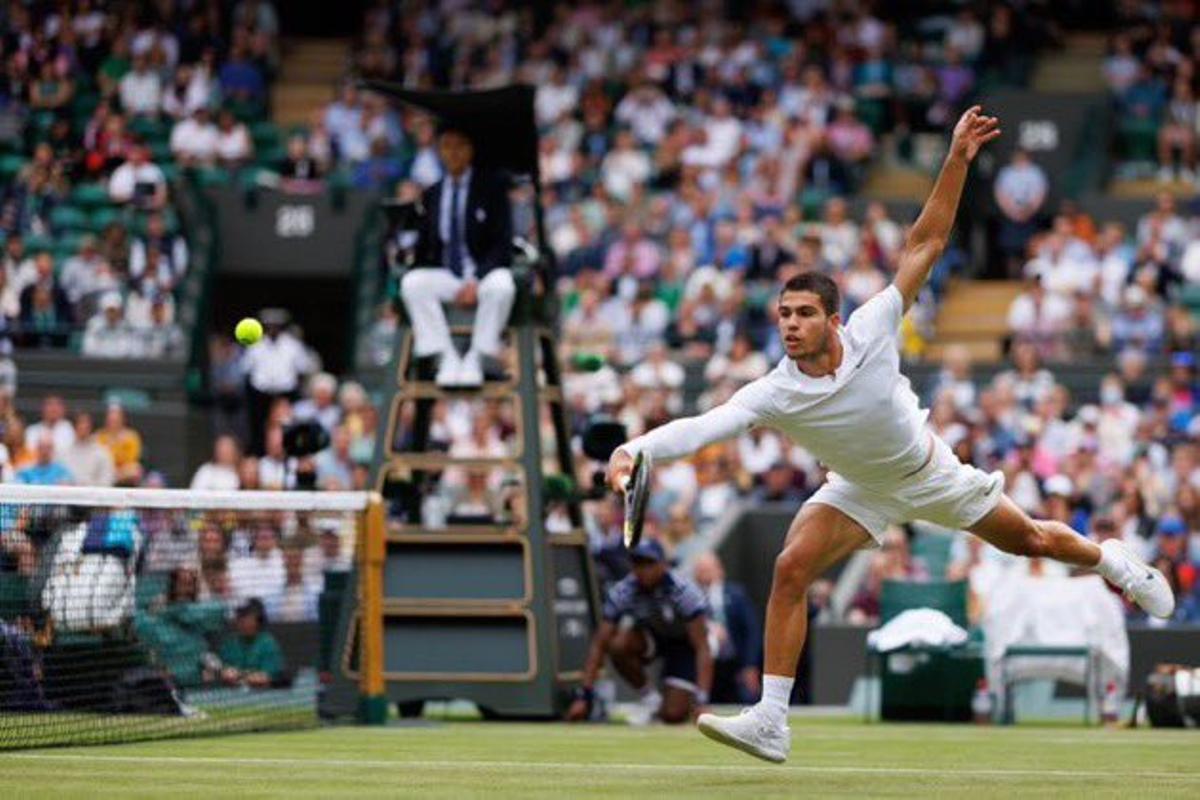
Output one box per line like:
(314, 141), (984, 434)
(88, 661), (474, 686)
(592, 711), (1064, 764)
(622, 450), (652, 548)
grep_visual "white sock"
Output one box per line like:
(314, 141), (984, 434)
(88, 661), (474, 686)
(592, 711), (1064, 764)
(759, 674), (794, 723)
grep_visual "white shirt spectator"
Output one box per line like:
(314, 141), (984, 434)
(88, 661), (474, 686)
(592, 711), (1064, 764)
(1099, 248), (1133, 307)
(130, 237), (189, 284)
(170, 116), (219, 162)
(123, 289), (173, 328)
(58, 249), (110, 306)
(61, 437), (115, 487)
(946, 15), (985, 60)
(214, 122), (253, 164)
(601, 145), (651, 201)
(137, 318), (185, 359)
(81, 314), (140, 358)
(409, 146), (442, 187)
(161, 73), (212, 119)
(108, 161), (166, 204)
(615, 90), (677, 145)
(703, 113), (743, 165)
(119, 68), (162, 116)
(189, 461), (240, 491)
(738, 430), (784, 476)
(25, 419), (74, 454)
(229, 550), (285, 605)
(131, 28), (178, 69)
(820, 220), (860, 270)
(630, 357), (685, 391)
(1182, 239), (1200, 285)
(259, 456), (289, 490)
(995, 161), (1048, 217)
(242, 333), (314, 394)
(535, 79), (579, 127)
(1006, 290), (1071, 335)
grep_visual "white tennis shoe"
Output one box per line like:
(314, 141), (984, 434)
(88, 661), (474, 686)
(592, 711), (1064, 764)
(697, 706), (790, 764)
(1100, 539), (1175, 619)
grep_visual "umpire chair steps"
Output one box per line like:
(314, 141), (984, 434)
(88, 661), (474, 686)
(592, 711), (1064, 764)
(335, 263), (601, 721)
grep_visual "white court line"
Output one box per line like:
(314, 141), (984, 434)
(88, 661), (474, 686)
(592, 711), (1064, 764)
(6, 753), (1200, 781)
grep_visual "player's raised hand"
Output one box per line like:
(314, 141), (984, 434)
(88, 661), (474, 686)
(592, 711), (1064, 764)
(607, 448), (635, 494)
(950, 105), (1001, 162)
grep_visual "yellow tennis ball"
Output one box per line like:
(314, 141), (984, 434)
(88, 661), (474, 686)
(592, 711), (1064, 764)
(235, 317), (263, 346)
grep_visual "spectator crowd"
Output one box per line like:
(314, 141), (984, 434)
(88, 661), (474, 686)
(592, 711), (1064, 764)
(1, 0), (280, 354)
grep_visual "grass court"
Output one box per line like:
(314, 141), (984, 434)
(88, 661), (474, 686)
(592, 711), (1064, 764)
(4, 715), (1199, 798)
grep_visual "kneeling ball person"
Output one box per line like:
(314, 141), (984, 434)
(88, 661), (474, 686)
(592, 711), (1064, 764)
(567, 540), (713, 724)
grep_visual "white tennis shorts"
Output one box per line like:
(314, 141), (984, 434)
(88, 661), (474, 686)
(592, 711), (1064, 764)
(805, 434), (1004, 544)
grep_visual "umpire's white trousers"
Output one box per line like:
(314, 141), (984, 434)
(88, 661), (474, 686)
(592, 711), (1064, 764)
(400, 267), (516, 358)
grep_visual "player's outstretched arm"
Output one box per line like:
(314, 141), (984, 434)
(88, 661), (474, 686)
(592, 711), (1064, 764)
(607, 402), (760, 492)
(893, 106), (1000, 312)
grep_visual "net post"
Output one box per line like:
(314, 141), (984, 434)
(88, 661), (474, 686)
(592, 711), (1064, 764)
(357, 492), (388, 724)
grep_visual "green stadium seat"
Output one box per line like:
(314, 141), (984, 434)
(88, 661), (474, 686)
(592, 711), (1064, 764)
(228, 98), (266, 123)
(129, 116), (167, 142)
(193, 165), (231, 187)
(71, 91), (100, 120)
(1181, 283), (1200, 315)
(910, 530), (955, 579)
(89, 207), (123, 233)
(28, 110), (57, 138)
(23, 233), (54, 254)
(255, 144), (287, 168)
(880, 579), (968, 628)
(52, 233), (85, 260)
(855, 98), (889, 135)
(136, 572), (170, 610)
(0, 572), (31, 618)
(70, 182), (112, 209)
(1119, 118), (1159, 163)
(160, 162), (181, 183)
(130, 210), (178, 237)
(251, 121), (281, 150)
(150, 140), (173, 163)
(0, 153), (26, 180)
(104, 387), (152, 410)
(49, 204), (90, 233)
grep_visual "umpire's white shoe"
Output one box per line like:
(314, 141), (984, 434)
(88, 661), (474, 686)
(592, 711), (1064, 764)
(435, 351), (462, 387)
(1100, 539), (1175, 619)
(697, 706), (790, 764)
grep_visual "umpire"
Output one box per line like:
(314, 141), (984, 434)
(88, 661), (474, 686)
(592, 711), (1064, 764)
(567, 540), (713, 724)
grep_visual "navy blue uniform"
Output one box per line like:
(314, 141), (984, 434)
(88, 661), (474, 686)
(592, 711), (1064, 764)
(602, 571), (708, 687)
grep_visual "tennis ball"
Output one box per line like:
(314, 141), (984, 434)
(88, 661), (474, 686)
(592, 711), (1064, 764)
(235, 317), (263, 346)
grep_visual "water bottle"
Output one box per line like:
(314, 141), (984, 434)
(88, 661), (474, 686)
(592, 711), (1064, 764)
(1101, 681), (1121, 726)
(972, 678), (993, 724)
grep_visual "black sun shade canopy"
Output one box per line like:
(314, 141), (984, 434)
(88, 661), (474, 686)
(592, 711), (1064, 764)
(359, 81), (540, 183)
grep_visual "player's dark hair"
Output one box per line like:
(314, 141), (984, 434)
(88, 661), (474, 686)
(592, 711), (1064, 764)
(780, 272), (840, 316)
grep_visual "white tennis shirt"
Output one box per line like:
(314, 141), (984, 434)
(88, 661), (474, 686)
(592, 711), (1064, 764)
(620, 285), (930, 492)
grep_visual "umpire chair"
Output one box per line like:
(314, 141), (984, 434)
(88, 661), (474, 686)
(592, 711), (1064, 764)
(327, 85), (601, 721)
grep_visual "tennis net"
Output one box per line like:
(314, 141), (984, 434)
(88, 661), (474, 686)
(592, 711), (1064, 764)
(0, 484), (375, 749)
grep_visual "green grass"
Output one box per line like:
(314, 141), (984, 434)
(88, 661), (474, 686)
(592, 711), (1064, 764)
(3, 716), (1199, 798)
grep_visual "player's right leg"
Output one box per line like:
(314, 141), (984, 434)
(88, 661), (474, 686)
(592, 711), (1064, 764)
(698, 502), (871, 763)
(968, 495), (1174, 618)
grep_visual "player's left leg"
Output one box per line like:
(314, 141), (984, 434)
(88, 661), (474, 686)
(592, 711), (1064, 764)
(968, 495), (1175, 618)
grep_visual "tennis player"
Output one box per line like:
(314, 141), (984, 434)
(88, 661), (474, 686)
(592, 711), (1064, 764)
(607, 107), (1174, 763)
